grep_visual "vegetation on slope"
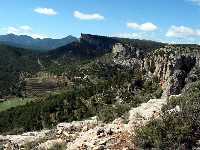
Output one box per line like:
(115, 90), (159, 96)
(135, 80), (200, 149)
(0, 55), (162, 134)
(0, 44), (40, 97)
(0, 34), (165, 135)
(0, 98), (34, 112)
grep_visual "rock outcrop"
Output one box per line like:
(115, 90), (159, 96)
(112, 44), (200, 96)
(1, 96), (167, 149)
(112, 43), (143, 69)
(0, 130), (52, 149)
(147, 45), (198, 95)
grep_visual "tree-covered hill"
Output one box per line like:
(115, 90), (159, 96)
(0, 44), (40, 97)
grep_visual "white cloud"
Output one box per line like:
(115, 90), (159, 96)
(7, 26), (32, 35)
(19, 25), (32, 32)
(113, 32), (146, 39)
(127, 22), (157, 32)
(5, 26), (47, 39)
(189, 0), (200, 5)
(34, 7), (57, 16)
(166, 25), (200, 37)
(73, 11), (104, 20)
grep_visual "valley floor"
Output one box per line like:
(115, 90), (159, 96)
(0, 98), (34, 112)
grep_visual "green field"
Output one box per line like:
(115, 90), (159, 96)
(0, 98), (34, 112)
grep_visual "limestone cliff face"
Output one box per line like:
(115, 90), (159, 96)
(147, 46), (198, 95)
(112, 43), (144, 69)
(112, 44), (200, 95)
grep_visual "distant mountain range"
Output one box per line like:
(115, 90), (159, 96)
(0, 34), (78, 51)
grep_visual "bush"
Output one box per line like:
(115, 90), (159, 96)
(97, 104), (130, 123)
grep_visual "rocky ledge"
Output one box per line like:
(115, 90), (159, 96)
(0, 96), (171, 150)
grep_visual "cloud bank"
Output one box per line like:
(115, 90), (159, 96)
(166, 25), (200, 38)
(6, 25), (48, 39)
(74, 11), (104, 20)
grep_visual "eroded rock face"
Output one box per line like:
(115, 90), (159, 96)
(128, 98), (167, 127)
(1, 130), (52, 150)
(149, 47), (197, 95)
(112, 43), (143, 69)
(112, 44), (200, 95)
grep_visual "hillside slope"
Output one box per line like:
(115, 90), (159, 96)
(0, 44), (40, 97)
(1, 34), (200, 149)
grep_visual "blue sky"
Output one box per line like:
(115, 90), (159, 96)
(0, 0), (200, 44)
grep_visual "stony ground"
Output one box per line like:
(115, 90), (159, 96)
(0, 96), (169, 150)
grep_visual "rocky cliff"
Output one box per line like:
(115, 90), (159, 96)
(112, 43), (200, 96)
(144, 45), (199, 95)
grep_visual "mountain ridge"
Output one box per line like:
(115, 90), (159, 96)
(0, 34), (78, 51)
(47, 33), (166, 59)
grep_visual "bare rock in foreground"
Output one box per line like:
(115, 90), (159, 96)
(0, 97), (167, 150)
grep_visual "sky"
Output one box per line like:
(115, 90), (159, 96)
(0, 0), (200, 44)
